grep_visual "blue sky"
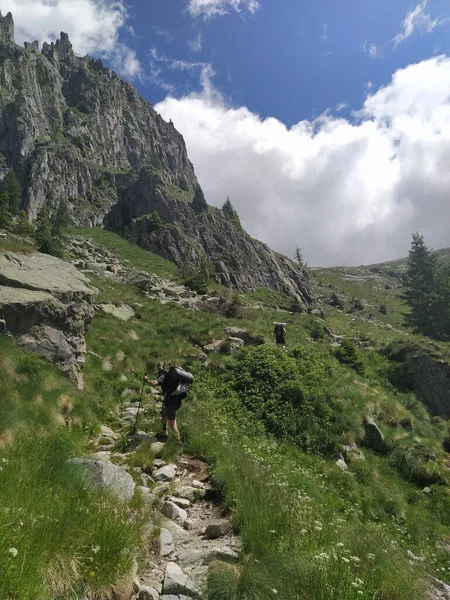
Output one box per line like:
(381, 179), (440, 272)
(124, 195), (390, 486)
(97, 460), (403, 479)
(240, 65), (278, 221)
(124, 0), (450, 123)
(4, 0), (450, 265)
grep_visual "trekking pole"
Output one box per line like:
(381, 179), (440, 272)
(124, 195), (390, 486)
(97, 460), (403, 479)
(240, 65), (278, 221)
(132, 375), (146, 435)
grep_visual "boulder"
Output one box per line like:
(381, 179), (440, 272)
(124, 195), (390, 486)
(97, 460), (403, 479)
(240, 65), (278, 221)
(68, 458), (135, 502)
(151, 441), (166, 458)
(137, 587), (159, 600)
(98, 303), (135, 321)
(162, 562), (200, 598)
(162, 501), (188, 522)
(223, 327), (265, 345)
(204, 521), (232, 539)
(335, 459), (348, 471)
(174, 486), (205, 503)
(160, 527), (175, 556)
(205, 547), (239, 563)
(177, 549), (205, 566)
(154, 465), (176, 482)
(203, 340), (223, 354)
(168, 496), (190, 509)
(362, 418), (388, 454)
(0, 251), (94, 387)
(219, 337), (245, 355)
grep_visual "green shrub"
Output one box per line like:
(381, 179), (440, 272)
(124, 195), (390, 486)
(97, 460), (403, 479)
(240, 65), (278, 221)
(203, 345), (356, 454)
(335, 339), (365, 374)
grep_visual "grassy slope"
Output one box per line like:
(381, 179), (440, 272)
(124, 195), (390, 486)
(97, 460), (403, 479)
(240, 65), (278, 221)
(77, 232), (449, 598)
(2, 230), (449, 599)
(0, 338), (145, 599)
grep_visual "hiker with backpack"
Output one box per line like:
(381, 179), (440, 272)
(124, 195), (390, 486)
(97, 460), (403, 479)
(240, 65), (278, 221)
(144, 365), (194, 443)
(274, 322), (287, 348)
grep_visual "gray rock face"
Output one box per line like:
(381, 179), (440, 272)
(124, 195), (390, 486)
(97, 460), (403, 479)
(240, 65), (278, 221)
(0, 28), (314, 302)
(69, 458), (135, 502)
(0, 251), (94, 387)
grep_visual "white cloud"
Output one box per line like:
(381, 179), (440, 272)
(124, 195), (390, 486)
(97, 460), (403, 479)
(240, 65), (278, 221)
(1, 0), (141, 77)
(321, 24), (328, 43)
(188, 32), (203, 52)
(187, 0), (259, 19)
(362, 41), (383, 58)
(393, 0), (440, 47)
(156, 57), (450, 266)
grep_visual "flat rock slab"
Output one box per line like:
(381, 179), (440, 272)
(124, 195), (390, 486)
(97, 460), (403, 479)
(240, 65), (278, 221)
(99, 302), (135, 321)
(177, 549), (205, 567)
(204, 521), (232, 539)
(69, 458), (135, 502)
(163, 562), (200, 598)
(0, 251), (92, 297)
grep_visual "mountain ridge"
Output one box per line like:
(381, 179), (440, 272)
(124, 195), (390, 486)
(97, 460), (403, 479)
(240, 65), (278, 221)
(0, 14), (313, 302)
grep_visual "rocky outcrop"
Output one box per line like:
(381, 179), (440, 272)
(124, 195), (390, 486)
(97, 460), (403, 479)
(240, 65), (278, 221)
(383, 341), (450, 417)
(0, 20), (313, 301)
(0, 251), (94, 387)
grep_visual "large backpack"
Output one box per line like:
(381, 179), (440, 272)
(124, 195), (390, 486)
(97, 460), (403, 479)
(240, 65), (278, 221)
(161, 366), (194, 400)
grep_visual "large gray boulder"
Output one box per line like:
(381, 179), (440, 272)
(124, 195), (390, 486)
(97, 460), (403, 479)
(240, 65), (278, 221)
(69, 458), (135, 502)
(0, 251), (94, 387)
(162, 562), (200, 598)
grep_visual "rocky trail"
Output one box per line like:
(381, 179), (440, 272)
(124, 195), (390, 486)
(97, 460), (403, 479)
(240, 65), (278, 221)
(82, 388), (240, 600)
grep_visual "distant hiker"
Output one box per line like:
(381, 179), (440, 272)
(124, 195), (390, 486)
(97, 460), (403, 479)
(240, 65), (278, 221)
(144, 366), (194, 443)
(274, 322), (287, 348)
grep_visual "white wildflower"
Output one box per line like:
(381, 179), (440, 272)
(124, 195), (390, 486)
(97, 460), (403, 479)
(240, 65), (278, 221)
(8, 548), (18, 558)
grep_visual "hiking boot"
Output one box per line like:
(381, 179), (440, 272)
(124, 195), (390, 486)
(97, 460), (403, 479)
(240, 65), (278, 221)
(156, 430), (168, 441)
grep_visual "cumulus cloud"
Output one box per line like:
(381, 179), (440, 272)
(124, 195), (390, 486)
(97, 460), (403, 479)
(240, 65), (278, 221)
(156, 57), (450, 266)
(393, 0), (440, 47)
(1, 0), (141, 77)
(187, 0), (259, 19)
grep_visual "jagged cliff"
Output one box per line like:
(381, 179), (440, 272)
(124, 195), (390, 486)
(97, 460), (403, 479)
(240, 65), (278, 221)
(0, 13), (313, 301)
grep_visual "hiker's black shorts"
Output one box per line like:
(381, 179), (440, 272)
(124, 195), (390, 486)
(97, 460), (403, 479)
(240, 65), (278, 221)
(162, 397), (182, 421)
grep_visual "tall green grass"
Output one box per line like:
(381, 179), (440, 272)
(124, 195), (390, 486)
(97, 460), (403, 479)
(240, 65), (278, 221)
(0, 431), (144, 599)
(183, 386), (432, 600)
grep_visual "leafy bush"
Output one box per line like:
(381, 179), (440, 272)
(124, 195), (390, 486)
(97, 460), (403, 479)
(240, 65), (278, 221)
(207, 345), (357, 453)
(335, 339), (365, 374)
(184, 273), (209, 295)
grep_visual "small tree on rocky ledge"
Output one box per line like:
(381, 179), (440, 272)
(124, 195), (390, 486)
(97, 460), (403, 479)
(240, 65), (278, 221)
(0, 171), (21, 214)
(192, 184), (208, 214)
(294, 246), (304, 267)
(35, 204), (63, 258)
(222, 197), (241, 228)
(0, 192), (11, 228)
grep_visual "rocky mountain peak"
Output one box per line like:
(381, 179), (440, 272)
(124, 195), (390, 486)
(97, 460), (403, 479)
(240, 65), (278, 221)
(0, 11), (14, 44)
(0, 14), (313, 301)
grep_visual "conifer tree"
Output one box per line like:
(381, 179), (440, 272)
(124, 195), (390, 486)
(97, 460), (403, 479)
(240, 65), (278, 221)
(403, 232), (437, 337)
(0, 171), (21, 214)
(222, 197), (242, 228)
(0, 192), (10, 228)
(192, 184), (208, 214)
(294, 247), (304, 266)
